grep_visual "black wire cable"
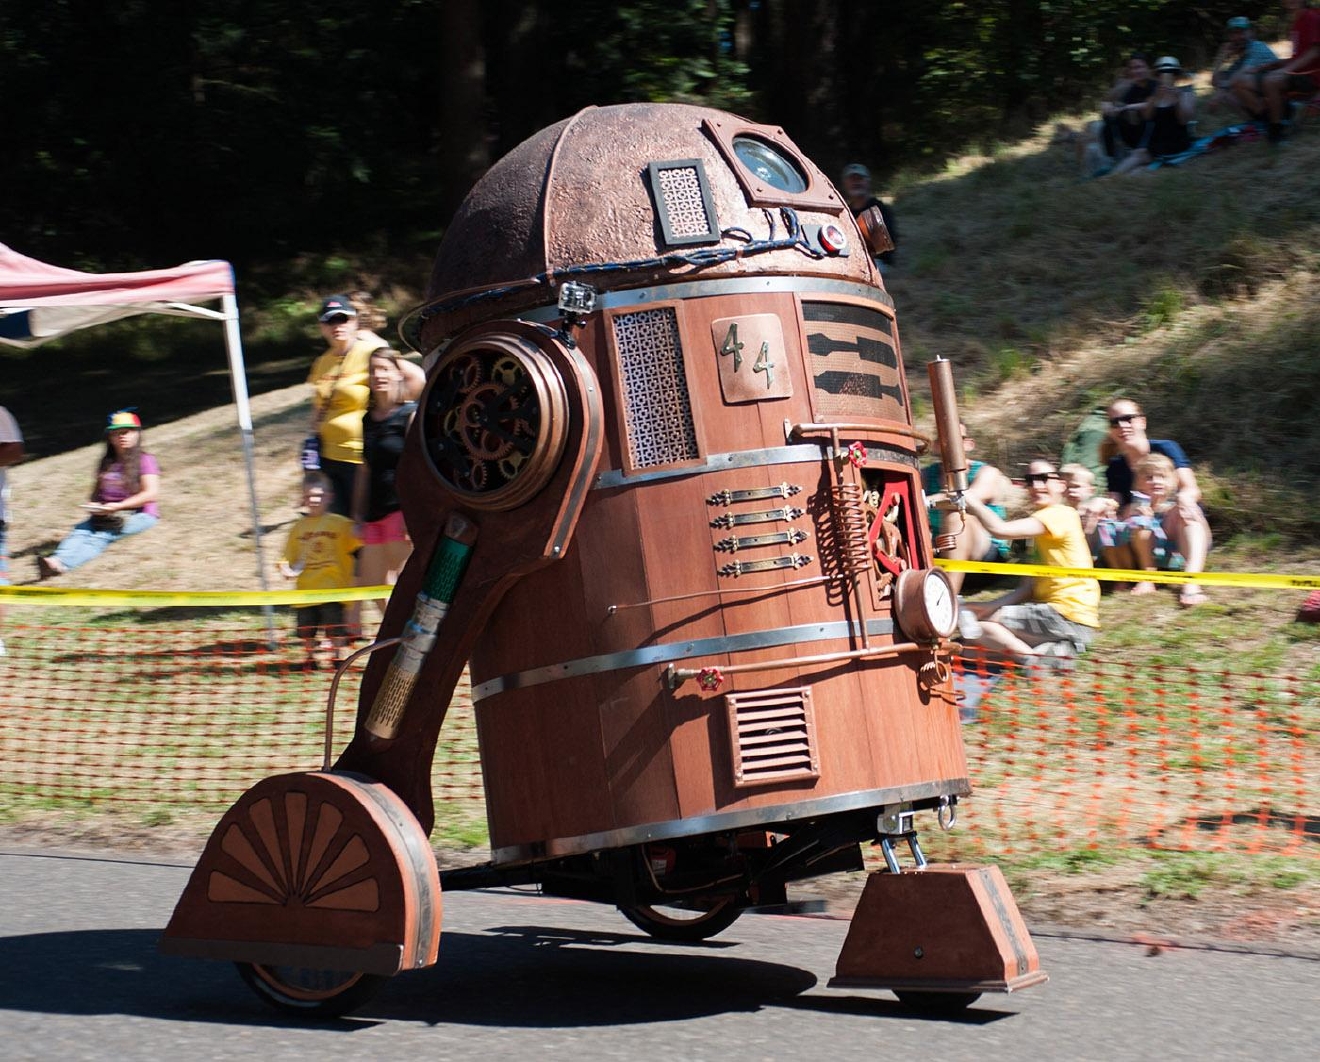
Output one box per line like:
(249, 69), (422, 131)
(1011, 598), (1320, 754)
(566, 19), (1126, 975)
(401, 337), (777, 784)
(414, 207), (826, 326)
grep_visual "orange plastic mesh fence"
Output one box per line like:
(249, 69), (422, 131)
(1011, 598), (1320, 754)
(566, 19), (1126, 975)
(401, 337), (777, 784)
(0, 624), (1314, 858)
(0, 623), (483, 814)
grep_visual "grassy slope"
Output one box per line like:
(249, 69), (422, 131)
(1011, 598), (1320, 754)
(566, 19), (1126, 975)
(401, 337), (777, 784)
(887, 115), (1320, 539)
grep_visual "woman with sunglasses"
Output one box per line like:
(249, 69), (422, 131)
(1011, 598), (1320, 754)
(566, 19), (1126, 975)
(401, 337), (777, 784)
(958, 459), (1100, 668)
(1100, 398), (1210, 607)
(307, 292), (425, 518)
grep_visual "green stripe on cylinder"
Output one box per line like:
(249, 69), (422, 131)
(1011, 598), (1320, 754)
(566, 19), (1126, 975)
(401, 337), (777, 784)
(423, 535), (473, 603)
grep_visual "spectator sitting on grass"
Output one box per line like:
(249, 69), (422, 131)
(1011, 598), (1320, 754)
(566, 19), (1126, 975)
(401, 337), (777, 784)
(1100, 453), (1212, 605)
(958, 459), (1100, 668)
(38, 409), (160, 579)
(1231, 0), (1320, 143)
(1080, 53), (1158, 177)
(921, 422), (1011, 595)
(1060, 462), (1114, 562)
(1098, 397), (1210, 607)
(1207, 17), (1278, 121)
(1109, 56), (1195, 175)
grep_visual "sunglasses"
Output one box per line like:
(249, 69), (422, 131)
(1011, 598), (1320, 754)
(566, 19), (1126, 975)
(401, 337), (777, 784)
(322, 313), (353, 325)
(1025, 472), (1058, 485)
(1109, 413), (1140, 426)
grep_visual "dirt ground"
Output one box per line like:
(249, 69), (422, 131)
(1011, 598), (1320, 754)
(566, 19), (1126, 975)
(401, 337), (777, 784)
(4, 816), (1316, 960)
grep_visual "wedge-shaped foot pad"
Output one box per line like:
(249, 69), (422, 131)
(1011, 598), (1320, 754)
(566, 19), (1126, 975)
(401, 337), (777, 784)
(160, 771), (440, 975)
(831, 864), (1046, 994)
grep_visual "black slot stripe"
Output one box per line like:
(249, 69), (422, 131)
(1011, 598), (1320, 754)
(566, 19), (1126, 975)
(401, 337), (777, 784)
(806, 331), (898, 368)
(812, 372), (905, 403)
(802, 301), (895, 336)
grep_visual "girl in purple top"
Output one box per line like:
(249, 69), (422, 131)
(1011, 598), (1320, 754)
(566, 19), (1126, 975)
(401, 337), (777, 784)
(38, 409), (161, 577)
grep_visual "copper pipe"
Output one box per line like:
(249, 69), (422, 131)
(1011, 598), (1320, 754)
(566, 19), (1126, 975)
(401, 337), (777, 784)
(927, 359), (968, 494)
(788, 420), (931, 451)
(666, 640), (948, 689)
(322, 636), (403, 769)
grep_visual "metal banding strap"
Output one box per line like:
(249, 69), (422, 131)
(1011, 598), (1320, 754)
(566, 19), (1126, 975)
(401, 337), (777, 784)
(517, 275), (896, 319)
(471, 617), (895, 702)
(593, 442), (916, 490)
(489, 777), (970, 865)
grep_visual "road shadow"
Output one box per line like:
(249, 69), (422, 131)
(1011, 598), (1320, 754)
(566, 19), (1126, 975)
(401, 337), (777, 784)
(0, 922), (1011, 1028)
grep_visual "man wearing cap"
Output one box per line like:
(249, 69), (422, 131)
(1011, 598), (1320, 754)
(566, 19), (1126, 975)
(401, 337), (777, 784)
(0, 405), (23, 654)
(839, 164), (898, 270)
(1208, 17), (1277, 118)
(307, 292), (425, 518)
(1233, 0), (1320, 142)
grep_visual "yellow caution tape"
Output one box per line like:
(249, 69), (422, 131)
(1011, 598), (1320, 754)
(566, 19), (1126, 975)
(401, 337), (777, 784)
(0, 585), (394, 608)
(936, 559), (1320, 591)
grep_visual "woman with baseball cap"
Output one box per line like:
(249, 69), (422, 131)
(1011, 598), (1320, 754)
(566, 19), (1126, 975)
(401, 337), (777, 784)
(306, 292), (425, 518)
(38, 408), (161, 577)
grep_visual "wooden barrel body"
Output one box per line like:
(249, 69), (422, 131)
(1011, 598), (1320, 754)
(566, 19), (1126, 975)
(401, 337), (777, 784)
(465, 286), (967, 861)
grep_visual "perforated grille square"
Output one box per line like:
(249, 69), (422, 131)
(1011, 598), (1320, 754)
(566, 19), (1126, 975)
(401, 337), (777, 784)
(612, 307), (701, 469)
(647, 159), (720, 247)
(726, 687), (819, 788)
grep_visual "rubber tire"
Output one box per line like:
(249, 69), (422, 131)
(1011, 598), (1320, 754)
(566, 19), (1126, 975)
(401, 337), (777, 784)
(235, 961), (389, 1018)
(894, 989), (982, 1013)
(619, 899), (744, 942)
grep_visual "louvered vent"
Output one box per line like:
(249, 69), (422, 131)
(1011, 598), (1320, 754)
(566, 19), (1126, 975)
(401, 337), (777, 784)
(726, 687), (819, 788)
(648, 159), (719, 246)
(612, 307), (701, 469)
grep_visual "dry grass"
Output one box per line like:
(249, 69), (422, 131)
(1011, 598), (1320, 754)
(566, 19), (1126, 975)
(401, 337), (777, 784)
(888, 112), (1320, 536)
(5, 383), (310, 599)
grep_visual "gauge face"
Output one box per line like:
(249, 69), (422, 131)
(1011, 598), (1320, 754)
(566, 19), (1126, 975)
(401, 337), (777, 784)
(732, 136), (808, 193)
(922, 570), (958, 638)
(894, 568), (958, 642)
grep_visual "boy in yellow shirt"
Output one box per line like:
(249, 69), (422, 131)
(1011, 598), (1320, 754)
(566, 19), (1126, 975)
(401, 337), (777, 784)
(280, 473), (362, 667)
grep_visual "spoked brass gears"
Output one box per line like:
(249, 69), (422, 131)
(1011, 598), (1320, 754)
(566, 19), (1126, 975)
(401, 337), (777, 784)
(421, 327), (571, 510)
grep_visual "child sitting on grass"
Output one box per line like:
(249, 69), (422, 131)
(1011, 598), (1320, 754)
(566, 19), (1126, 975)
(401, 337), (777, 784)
(1060, 463), (1115, 562)
(1099, 452), (1212, 604)
(280, 473), (362, 667)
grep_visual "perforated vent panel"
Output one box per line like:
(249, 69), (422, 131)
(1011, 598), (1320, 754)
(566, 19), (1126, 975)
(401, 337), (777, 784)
(803, 301), (905, 421)
(726, 687), (819, 788)
(647, 159), (719, 247)
(612, 307), (701, 469)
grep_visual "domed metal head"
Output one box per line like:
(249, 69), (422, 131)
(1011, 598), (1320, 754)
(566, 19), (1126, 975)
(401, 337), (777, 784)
(414, 103), (878, 350)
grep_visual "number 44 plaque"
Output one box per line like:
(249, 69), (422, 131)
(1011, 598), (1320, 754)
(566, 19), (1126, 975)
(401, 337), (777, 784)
(711, 314), (793, 403)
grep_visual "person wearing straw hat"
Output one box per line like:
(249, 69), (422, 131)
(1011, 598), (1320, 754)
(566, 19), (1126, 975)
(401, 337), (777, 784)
(37, 409), (161, 577)
(1110, 55), (1196, 175)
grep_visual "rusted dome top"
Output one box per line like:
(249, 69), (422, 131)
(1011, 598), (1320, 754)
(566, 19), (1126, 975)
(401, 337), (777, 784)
(419, 103), (878, 341)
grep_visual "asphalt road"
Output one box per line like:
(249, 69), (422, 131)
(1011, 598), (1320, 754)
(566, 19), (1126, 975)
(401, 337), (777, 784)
(0, 845), (1315, 1061)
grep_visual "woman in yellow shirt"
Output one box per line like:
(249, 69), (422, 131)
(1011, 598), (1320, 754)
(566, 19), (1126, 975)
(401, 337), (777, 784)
(960, 458), (1100, 667)
(307, 292), (425, 517)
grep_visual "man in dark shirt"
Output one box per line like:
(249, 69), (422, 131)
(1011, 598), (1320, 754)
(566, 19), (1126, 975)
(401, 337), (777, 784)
(1099, 53), (1157, 162)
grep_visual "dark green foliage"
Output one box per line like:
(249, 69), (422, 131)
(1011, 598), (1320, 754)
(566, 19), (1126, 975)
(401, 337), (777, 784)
(0, 1), (1278, 272)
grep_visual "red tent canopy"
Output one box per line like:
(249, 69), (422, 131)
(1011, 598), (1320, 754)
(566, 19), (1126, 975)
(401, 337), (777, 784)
(0, 242), (236, 343)
(0, 242), (270, 598)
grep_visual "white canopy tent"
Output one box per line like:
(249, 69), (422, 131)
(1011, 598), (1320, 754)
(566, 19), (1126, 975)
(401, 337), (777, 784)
(0, 241), (271, 599)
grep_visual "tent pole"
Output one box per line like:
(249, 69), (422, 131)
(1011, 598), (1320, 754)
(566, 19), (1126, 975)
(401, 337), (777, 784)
(221, 291), (277, 647)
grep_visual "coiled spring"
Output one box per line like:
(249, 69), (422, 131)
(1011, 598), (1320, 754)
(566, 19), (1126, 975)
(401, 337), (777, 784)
(830, 482), (872, 575)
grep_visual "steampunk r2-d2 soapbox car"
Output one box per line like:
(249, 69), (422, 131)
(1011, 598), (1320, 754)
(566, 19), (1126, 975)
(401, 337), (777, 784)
(162, 102), (1046, 1016)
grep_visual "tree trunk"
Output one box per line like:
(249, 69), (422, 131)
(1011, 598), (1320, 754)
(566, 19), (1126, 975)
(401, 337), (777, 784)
(437, 0), (490, 219)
